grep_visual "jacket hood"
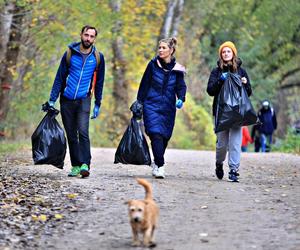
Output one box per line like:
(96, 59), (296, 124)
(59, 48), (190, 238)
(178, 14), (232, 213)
(68, 42), (96, 53)
(153, 56), (186, 74)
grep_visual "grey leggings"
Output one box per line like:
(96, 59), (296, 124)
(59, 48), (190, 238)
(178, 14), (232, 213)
(216, 126), (242, 171)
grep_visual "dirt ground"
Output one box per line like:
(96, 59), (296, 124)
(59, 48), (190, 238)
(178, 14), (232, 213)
(0, 148), (300, 250)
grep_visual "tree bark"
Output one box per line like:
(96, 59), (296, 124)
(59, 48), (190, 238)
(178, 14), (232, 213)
(158, 0), (185, 41)
(109, 0), (130, 141)
(0, 3), (26, 132)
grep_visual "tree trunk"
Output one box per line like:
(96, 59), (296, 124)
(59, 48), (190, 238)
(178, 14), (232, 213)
(158, 0), (185, 41)
(276, 68), (300, 137)
(109, 0), (130, 142)
(0, 3), (26, 134)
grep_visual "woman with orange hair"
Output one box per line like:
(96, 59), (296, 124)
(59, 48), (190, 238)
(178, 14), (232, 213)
(207, 41), (252, 182)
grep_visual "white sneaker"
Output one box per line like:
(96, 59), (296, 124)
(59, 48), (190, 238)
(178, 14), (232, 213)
(151, 163), (159, 176)
(155, 166), (165, 179)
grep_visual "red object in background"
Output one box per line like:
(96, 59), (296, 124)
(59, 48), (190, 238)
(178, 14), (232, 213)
(0, 131), (5, 137)
(242, 126), (253, 147)
(2, 83), (12, 90)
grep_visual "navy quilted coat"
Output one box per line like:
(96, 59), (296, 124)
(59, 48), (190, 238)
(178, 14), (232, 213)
(137, 57), (187, 139)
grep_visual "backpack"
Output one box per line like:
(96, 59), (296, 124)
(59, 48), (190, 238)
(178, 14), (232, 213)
(66, 47), (101, 95)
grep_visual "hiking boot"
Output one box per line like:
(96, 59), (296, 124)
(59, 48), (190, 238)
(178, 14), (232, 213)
(68, 166), (80, 177)
(215, 163), (224, 180)
(155, 166), (165, 179)
(80, 164), (90, 178)
(228, 169), (239, 182)
(151, 163), (159, 177)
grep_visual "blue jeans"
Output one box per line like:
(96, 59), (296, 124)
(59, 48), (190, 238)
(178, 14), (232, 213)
(60, 96), (91, 167)
(260, 133), (272, 152)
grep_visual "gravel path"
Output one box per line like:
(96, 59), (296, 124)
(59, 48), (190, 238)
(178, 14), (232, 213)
(0, 148), (299, 250)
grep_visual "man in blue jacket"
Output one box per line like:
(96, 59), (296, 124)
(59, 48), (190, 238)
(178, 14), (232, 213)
(45, 25), (105, 178)
(258, 100), (277, 152)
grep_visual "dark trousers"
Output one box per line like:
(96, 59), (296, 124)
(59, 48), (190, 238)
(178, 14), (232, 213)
(149, 133), (169, 167)
(60, 97), (91, 167)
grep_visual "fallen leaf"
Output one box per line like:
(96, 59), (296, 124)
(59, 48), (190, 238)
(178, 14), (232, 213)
(66, 193), (78, 199)
(54, 214), (63, 220)
(38, 214), (47, 222)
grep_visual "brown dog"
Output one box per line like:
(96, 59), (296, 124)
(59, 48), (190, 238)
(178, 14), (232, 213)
(125, 178), (159, 247)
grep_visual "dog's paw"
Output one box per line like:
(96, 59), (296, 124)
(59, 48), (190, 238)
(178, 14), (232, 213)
(132, 240), (141, 247)
(144, 241), (156, 248)
(149, 241), (157, 248)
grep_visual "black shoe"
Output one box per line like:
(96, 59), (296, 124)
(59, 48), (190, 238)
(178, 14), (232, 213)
(228, 170), (239, 182)
(215, 163), (224, 180)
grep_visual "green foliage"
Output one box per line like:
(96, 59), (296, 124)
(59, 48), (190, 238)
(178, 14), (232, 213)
(171, 93), (215, 149)
(2, 0), (299, 151)
(273, 130), (300, 155)
(199, 0), (300, 106)
(0, 140), (30, 156)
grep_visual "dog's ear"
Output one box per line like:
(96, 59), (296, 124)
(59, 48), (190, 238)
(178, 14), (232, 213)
(143, 200), (149, 205)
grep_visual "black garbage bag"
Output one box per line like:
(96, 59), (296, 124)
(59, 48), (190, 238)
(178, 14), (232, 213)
(215, 73), (258, 133)
(114, 117), (151, 165)
(31, 108), (66, 169)
(130, 100), (143, 120)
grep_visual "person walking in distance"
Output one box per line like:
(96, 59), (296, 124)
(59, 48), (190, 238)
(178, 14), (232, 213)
(257, 100), (277, 152)
(44, 25), (105, 178)
(132, 37), (187, 179)
(207, 41), (252, 182)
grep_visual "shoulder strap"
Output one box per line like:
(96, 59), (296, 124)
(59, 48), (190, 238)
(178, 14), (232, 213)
(94, 49), (100, 69)
(66, 47), (72, 67)
(91, 50), (101, 96)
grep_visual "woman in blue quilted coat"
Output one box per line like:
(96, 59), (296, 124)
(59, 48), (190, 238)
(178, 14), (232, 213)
(135, 37), (187, 179)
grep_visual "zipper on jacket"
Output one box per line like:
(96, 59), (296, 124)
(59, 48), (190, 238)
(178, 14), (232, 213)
(73, 53), (93, 99)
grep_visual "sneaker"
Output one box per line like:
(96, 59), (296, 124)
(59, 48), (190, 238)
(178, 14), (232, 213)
(68, 166), (80, 177)
(155, 166), (165, 179)
(80, 164), (90, 178)
(215, 163), (224, 180)
(228, 170), (239, 182)
(151, 163), (159, 177)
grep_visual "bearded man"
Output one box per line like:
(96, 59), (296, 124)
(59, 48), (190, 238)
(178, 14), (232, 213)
(45, 25), (105, 178)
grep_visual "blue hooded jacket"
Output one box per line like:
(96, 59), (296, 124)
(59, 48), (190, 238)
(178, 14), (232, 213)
(137, 56), (187, 139)
(258, 106), (277, 135)
(50, 42), (105, 106)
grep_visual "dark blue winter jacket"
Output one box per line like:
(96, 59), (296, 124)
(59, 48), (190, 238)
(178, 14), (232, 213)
(137, 56), (187, 139)
(50, 42), (105, 106)
(258, 107), (277, 135)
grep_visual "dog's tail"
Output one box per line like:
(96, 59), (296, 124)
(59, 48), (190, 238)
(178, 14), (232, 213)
(137, 178), (153, 201)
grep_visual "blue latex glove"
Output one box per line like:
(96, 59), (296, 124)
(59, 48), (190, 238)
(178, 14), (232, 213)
(91, 105), (100, 119)
(176, 99), (183, 109)
(42, 100), (55, 112)
(48, 101), (55, 107)
(220, 72), (228, 81)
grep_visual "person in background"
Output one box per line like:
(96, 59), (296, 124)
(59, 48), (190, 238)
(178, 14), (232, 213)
(44, 25), (105, 178)
(207, 41), (252, 182)
(251, 123), (261, 152)
(258, 100), (277, 152)
(241, 126), (253, 152)
(133, 37), (187, 179)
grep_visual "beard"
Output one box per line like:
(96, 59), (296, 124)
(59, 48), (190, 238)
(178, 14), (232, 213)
(81, 38), (93, 49)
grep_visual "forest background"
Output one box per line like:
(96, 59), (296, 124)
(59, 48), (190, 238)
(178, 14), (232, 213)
(0, 0), (299, 153)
